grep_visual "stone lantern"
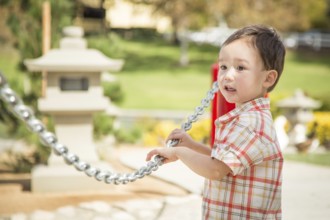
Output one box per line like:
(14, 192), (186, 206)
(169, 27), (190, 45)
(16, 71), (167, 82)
(276, 89), (321, 149)
(277, 89), (321, 126)
(25, 26), (124, 192)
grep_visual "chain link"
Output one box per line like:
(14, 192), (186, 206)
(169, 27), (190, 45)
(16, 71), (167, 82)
(0, 72), (218, 185)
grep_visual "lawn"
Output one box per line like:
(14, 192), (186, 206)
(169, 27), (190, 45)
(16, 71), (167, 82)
(1, 36), (330, 111)
(98, 39), (220, 110)
(276, 51), (330, 99)
(1, 36), (330, 166)
(284, 152), (330, 167)
(88, 37), (330, 110)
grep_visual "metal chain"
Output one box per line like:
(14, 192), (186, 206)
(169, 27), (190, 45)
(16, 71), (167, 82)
(0, 72), (218, 185)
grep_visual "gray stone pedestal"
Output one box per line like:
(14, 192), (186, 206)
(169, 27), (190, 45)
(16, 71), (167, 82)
(32, 162), (113, 193)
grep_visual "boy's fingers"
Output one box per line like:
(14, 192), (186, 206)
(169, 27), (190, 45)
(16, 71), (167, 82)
(145, 151), (154, 161)
(166, 133), (182, 143)
(146, 149), (159, 161)
(166, 129), (183, 142)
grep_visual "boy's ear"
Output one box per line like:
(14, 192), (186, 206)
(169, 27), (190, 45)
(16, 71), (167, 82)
(263, 70), (278, 89)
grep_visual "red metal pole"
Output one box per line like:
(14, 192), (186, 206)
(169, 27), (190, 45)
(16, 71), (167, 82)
(210, 63), (267, 146)
(210, 63), (219, 147)
(210, 63), (235, 147)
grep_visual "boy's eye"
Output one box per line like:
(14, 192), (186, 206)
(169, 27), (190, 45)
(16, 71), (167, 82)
(219, 65), (227, 70)
(237, 66), (245, 71)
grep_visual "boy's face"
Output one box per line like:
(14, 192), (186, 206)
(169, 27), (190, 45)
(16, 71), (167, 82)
(217, 38), (272, 107)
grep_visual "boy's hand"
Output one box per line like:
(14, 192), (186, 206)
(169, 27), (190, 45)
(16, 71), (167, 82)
(146, 148), (178, 164)
(166, 129), (195, 148)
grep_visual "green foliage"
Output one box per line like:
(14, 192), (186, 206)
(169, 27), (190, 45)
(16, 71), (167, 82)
(11, 115), (53, 163)
(93, 113), (115, 140)
(93, 113), (143, 145)
(115, 126), (142, 144)
(217, 0), (329, 31)
(2, 0), (73, 61)
(0, 120), (51, 173)
(109, 28), (161, 41)
(128, 0), (210, 43)
(315, 95), (330, 112)
(87, 33), (125, 58)
(310, 112), (330, 149)
(102, 81), (125, 104)
(0, 48), (28, 136)
(0, 0), (74, 144)
(0, 0), (73, 149)
(0, 149), (42, 173)
(129, 0), (330, 32)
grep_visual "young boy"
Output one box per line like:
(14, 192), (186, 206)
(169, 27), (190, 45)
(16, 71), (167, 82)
(146, 24), (285, 220)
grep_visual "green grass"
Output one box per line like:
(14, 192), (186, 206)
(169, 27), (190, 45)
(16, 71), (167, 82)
(117, 72), (211, 109)
(284, 152), (330, 167)
(1, 37), (330, 111)
(104, 39), (330, 110)
(275, 51), (330, 99)
(1, 37), (330, 166)
(107, 39), (219, 110)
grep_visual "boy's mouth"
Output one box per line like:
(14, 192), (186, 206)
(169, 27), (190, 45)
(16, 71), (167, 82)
(224, 85), (236, 92)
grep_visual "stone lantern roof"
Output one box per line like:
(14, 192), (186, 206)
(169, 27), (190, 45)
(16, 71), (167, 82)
(23, 26), (123, 114)
(24, 26), (124, 72)
(276, 89), (321, 109)
(25, 49), (124, 72)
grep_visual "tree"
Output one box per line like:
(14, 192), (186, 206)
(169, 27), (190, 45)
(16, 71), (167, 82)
(207, 0), (329, 32)
(129, 0), (329, 34)
(126, 0), (211, 66)
(2, 0), (74, 61)
(0, 1), (74, 166)
(0, 0), (74, 135)
(128, 0), (209, 43)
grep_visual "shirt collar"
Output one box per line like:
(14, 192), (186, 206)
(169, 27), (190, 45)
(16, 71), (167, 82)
(216, 97), (270, 124)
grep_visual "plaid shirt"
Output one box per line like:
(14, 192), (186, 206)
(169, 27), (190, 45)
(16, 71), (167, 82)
(202, 98), (283, 220)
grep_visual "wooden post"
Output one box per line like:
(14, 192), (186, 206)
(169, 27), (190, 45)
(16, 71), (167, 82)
(42, 1), (51, 97)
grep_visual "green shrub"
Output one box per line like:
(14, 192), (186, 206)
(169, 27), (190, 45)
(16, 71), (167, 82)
(87, 33), (125, 58)
(93, 113), (115, 140)
(0, 148), (42, 173)
(314, 95), (330, 111)
(110, 28), (160, 41)
(102, 81), (124, 104)
(115, 126), (142, 144)
(309, 112), (330, 150)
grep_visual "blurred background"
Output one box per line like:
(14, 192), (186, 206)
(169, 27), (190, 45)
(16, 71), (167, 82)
(0, 1), (330, 218)
(0, 0), (330, 172)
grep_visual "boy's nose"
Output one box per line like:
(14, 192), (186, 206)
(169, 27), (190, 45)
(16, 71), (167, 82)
(224, 67), (235, 80)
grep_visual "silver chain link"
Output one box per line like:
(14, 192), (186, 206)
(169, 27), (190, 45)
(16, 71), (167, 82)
(0, 72), (218, 185)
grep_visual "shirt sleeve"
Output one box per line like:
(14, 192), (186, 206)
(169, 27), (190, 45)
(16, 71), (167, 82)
(211, 124), (265, 176)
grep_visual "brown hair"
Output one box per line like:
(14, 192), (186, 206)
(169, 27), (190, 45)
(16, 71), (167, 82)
(222, 24), (286, 92)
